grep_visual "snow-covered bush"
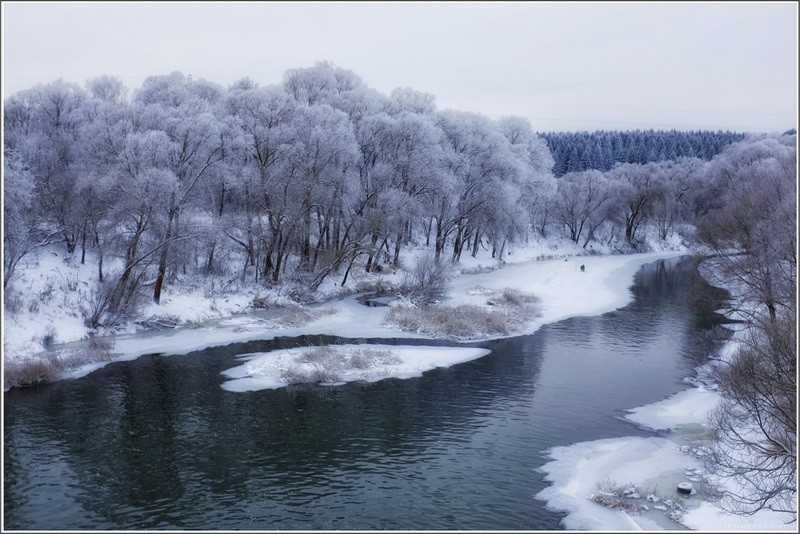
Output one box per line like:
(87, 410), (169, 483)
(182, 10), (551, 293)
(489, 287), (542, 308)
(589, 480), (648, 514)
(397, 253), (452, 304)
(386, 286), (542, 340)
(4, 359), (58, 389)
(280, 345), (401, 384)
(39, 325), (57, 347)
(80, 275), (144, 329)
(386, 304), (507, 339)
(348, 347), (397, 369)
(270, 306), (337, 328)
(251, 294), (274, 309)
(4, 338), (115, 389)
(588, 480), (689, 520)
(3, 288), (24, 314)
(281, 364), (340, 385)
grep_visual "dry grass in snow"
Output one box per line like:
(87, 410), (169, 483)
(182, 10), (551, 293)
(268, 305), (338, 328)
(589, 480), (687, 521)
(280, 345), (402, 385)
(384, 287), (542, 340)
(4, 337), (115, 389)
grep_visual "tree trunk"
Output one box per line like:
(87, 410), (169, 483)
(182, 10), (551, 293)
(471, 228), (481, 258)
(365, 232), (379, 272)
(64, 233), (76, 254)
(341, 254), (359, 287)
(80, 225), (87, 265)
(434, 219), (445, 264)
(498, 239), (507, 261)
(425, 217), (434, 247)
(452, 226), (462, 263)
(97, 240), (104, 283)
(153, 207), (176, 304)
(206, 241), (216, 273)
(393, 231), (403, 267)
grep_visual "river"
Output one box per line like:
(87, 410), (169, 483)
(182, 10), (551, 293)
(3, 256), (728, 530)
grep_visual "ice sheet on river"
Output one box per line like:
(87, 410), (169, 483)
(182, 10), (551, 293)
(536, 384), (796, 530)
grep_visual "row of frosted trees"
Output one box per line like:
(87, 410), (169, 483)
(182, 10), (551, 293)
(4, 62), (559, 322)
(2, 63), (793, 329)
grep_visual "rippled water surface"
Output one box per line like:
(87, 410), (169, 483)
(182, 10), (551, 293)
(3, 257), (727, 530)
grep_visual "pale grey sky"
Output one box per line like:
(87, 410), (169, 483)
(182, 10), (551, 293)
(2, 1), (797, 132)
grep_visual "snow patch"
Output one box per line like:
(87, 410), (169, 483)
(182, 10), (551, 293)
(625, 385), (722, 431)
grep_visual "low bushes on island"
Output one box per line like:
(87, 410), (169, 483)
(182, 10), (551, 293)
(280, 345), (401, 385)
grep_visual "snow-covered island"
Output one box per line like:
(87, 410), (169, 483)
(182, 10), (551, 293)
(221, 344), (492, 392)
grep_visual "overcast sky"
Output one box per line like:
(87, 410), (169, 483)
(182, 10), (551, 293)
(2, 2), (797, 133)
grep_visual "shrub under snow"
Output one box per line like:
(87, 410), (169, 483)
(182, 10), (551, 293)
(269, 305), (338, 328)
(396, 253), (452, 304)
(4, 337), (115, 389)
(280, 345), (402, 385)
(588, 480), (688, 522)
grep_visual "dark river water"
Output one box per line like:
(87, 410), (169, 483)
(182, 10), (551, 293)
(3, 256), (728, 530)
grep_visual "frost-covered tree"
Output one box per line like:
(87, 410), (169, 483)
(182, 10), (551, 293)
(273, 103), (360, 285)
(650, 157), (706, 240)
(4, 80), (88, 254)
(134, 71), (223, 109)
(3, 152), (53, 288)
(607, 161), (665, 245)
(221, 84), (296, 276)
(390, 87), (437, 115)
(554, 170), (617, 248)
(695, 135), (796, 320)
(693, 133), (797, 518)
(497, 116), (556, 241)
(354, 110), (444, 269)
(86, 75), (128, 103)
(431, 110), (525, 263)
(154, 106), (231, 302)
(282, 61), (359, 106)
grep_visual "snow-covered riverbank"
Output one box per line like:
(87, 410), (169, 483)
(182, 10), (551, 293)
(535, 288), (796, 530)
(2, 237), (669, 364)
(27, 250), (681, 384)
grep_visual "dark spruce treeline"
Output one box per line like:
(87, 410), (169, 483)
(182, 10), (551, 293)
(540, 129), (747, 176)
